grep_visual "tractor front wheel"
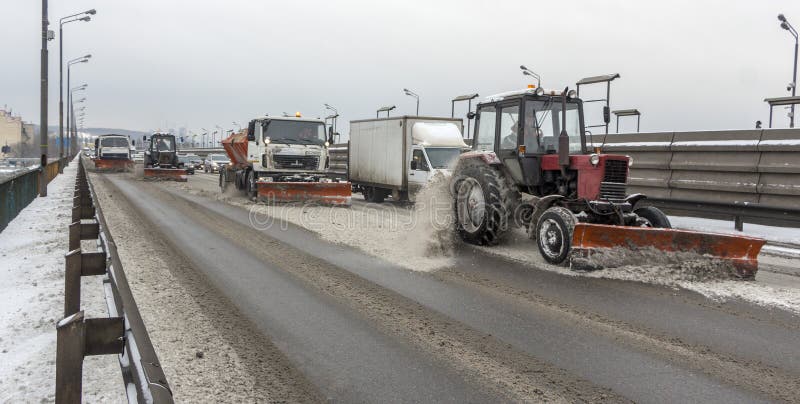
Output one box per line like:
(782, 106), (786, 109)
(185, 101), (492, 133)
(535, 206), (577, 265)
(634, 206), (671, 228)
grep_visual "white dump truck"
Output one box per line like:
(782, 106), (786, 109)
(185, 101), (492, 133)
(348, 116), (467, 202)
(92, 134), (133, 171)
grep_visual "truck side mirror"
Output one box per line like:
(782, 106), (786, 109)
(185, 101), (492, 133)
(466, 111), (476, 120)
(603, 106), (610, 125)
(143, 135), (147, 142)
(131, 140), (135, 146)
(328, 126), (334, 144)
(410, 160), (418, 170)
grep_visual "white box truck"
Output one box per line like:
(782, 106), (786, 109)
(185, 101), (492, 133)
(348, 116), (467, 202)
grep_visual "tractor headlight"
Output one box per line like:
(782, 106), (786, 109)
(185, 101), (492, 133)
(265, 137), (271, 145)
(627, 155), (634, 167)
(324, 141), (330, 147)
(589, 153), (600, 166)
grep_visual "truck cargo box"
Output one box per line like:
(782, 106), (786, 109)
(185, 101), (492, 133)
(348, 116), (463, 192)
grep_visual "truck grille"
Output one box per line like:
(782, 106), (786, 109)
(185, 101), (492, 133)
(100, 153), (129, 160)
(273, 155), (319, 170)
(603, 159), (628, 183)
(600, 159), (628, 201)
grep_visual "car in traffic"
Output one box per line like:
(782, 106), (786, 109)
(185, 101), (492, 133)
(203, 154), (230, 173)
(178, 154), (198, 174)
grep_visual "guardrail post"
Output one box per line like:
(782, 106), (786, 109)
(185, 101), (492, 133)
(55, 312), (85, 404)
(56, 312), (124, 404)
(735, 216), (744, 232)
(64, 250), (82, 316)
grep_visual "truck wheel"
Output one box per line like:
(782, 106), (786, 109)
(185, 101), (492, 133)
(454, 163), (513, 245)
(219, 169), (227, 192)
(536, 206), (577, 265)
(634, 206), (671, 228)
(370, 187), (385, 203)
(247, 170), (257, 199)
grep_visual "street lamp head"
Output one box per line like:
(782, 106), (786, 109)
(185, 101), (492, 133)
(520, 65), (528, 71)
(781, 22), (790, 31)
(86, 9), (97, 15)
(80, 16), (91, 22)
(778, 14), (787, 22)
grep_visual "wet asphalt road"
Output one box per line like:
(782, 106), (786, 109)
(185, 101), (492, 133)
(101, 173), (800, 403)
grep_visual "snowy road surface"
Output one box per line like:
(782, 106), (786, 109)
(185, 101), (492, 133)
(84, 170), (800, 402)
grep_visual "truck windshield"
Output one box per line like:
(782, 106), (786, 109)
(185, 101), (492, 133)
(101, 137), (128, 147)
(425, 147), (461, 169)
(211, 155), (228, 161)
(264, 120), (326, 145)
(523, 99), (583, 154)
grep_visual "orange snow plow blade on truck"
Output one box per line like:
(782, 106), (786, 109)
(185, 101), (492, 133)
(570, 223), (766, 278)
(143, 167), (187, 182)
(93, 158), (132, 172)
(257, 181), (351, 206)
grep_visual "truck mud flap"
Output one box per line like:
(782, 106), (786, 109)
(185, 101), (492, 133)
(93, 159), (133, 172)
(143, 168), (188, 182)
(256, 181), (351, 206)
(570, 223), (766, 278)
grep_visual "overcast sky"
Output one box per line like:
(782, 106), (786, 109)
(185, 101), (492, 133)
(2, 0), (799, 137)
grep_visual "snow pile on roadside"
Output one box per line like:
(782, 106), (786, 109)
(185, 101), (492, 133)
(0, 161), (123, 402)
(171, 178), (458, 272)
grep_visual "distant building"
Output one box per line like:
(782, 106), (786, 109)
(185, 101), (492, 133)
(0, 108), (34, 157)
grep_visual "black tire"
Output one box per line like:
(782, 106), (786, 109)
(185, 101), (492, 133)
(219, 169), (227, 192)
(369, 187), (385, 203)
(535, 206), (577, 265)
(246, 170), (257, 198)
(454, 163), (514, 245)
(634, 206), (672, 228)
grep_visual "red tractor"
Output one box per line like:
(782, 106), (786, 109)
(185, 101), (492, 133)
(452, 87), (764, 276)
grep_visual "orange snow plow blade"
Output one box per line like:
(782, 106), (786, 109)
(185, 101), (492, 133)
(571, 223), (766, 278)
(93, 159), (132, 172)
(257, 181), (351, 206)
(143, 168), (187, 182)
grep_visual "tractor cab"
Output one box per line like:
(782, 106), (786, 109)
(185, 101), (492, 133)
(470, 88), (587, 189)
(144, 133), (181, 169)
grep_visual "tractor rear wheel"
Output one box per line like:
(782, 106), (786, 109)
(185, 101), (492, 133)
(454, 163), (513, 245)
(634, 206), (671, 228)
(535, 206), (577, 265)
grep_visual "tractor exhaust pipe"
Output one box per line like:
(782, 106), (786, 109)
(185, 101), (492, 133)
(558, 87), (570, 169)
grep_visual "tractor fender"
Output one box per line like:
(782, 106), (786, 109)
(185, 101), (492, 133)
(527, 195), (565, 239)
(458, 150), (503, 165)
(625, 193), (647, 209)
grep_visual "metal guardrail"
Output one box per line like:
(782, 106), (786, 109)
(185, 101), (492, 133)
(590, 128), (800, 228)
(0, 157), (68, 232)
(55, 157), (173, 403)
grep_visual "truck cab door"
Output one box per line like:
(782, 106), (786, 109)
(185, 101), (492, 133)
(408, 147), (430, 192)
(496, 102), (524, 183)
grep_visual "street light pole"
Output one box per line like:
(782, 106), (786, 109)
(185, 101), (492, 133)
(39, 0), (50, 197)
(403, 88), (419, 115)
(66, 56), (89, 153)
(58, 9), (94, 170)
(779, 14), (799, 128)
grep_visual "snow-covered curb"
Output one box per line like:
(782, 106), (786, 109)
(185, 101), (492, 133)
(0, 160), (124, 402)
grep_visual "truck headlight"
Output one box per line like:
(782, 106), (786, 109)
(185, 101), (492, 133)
(589, 153), (600, 166)
(627, 155), (634, 167)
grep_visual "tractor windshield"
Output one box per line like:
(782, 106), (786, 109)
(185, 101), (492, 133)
(264, 120), (326, 146)
(154, 137), (175, 152)
(523, 99), (583, 154)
